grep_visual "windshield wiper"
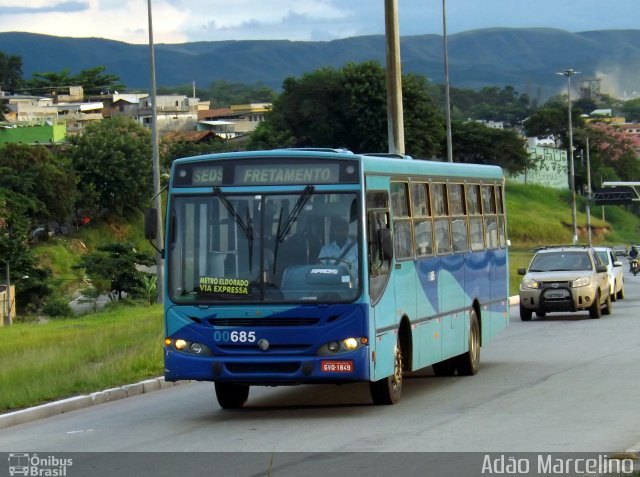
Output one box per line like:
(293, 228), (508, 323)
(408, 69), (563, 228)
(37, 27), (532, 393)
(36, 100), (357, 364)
(214, 187), (254, 268)
(273, 185), (315, 273)
(275, 185), (315, 243)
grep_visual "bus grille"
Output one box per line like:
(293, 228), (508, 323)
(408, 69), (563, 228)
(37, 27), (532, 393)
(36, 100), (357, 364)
(225, 362), (300, 374)
(204, 317), (319, 327)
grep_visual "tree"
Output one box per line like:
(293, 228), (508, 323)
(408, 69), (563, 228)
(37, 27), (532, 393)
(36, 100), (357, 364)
(0, 189), (52, 313)
(0, 144), (77, 224)
(522, 102), (585, 147)
(621, 98), (640, 122)
(0, 52), (23, 92)
(575, 122), (640, 186)
(22, 66), (125, 96)
(450, 121), (529, 174)
(160, 137), (228, 169)
(68, 117), (153, 217)
(71, 66), (125, 95)
(445, 85), (532, 124)
(249, 61), (444, 157)
(74, 242), (155, 299)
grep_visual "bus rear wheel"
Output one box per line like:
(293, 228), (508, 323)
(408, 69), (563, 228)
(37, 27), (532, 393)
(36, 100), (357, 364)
(455, 309), (480, 376)
(369, 339), (403, 405)
(215, 382), (250, 409)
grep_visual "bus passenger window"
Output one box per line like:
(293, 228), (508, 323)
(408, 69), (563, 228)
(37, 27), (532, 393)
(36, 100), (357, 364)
(393, 221), (413, 260)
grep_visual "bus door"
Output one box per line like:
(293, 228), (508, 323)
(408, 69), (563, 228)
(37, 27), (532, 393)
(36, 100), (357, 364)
(366, 180), (397, 381)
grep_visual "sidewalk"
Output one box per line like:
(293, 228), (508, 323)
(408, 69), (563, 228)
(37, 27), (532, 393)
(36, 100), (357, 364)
(0, 377), (187, 430)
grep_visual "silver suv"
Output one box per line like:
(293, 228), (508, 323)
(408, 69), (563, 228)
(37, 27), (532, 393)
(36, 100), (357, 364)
(518, 246), (611, 321)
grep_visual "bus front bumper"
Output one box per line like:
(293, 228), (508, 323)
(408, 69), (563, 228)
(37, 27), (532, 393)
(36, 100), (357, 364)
(164, 346), (370, 384)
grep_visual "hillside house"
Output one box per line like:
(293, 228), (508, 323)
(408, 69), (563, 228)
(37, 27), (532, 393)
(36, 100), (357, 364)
(138, 95), (199, 134)
(198, 103), (271, 139)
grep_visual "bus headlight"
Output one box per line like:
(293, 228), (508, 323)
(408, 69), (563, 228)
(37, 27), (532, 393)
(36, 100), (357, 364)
(343, 338), (358, 350)
(327, 341), (340, 352)
(318, 337), (366, 355)
(166, 338), (212, 356)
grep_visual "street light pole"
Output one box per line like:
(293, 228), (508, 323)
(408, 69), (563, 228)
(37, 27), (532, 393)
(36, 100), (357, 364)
(556, 68), (580, 244)
(585, 136), (592, 246)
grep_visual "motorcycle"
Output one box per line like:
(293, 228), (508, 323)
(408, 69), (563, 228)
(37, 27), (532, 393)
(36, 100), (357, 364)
(630, 258), (639, 276)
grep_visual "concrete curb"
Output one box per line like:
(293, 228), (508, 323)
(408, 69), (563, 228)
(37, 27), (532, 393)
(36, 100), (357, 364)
(509, 295), (519, 306)
(0, 377), (188, 430)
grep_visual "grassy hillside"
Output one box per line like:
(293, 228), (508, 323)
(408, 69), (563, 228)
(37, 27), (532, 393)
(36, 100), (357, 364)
(33, 213), (154, 299)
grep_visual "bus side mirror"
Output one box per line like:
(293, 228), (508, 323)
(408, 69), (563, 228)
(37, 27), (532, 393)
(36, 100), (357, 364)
(144, 208), (157, 240)
(378, 228), (393, 261)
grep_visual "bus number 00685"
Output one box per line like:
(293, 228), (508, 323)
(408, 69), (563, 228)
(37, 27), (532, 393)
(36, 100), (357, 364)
(213, 330), (257, 343)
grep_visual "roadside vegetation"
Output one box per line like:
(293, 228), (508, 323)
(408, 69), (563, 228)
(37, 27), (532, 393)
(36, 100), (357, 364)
(0, 305), (163, 411)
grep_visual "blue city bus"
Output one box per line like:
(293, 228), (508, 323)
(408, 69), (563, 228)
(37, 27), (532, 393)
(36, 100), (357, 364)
(145, 148), (509, 408)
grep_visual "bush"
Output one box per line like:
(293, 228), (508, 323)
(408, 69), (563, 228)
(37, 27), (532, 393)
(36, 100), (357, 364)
(42, 298), (73, 318)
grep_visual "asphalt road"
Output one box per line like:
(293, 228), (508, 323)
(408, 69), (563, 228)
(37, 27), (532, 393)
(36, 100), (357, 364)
(1, 270), (640, 475)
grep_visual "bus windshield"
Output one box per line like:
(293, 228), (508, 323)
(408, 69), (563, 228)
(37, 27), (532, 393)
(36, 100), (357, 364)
(168, 190), (360, 303)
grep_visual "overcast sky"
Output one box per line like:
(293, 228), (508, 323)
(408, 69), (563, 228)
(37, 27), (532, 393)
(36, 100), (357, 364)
(0, 0), (638, 44)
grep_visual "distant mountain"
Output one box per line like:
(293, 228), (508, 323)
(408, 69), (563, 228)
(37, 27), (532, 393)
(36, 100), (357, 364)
(1, 28), (640, 100)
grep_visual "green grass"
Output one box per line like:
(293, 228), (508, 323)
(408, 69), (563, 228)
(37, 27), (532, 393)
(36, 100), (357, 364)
(0, 305), (164, 412)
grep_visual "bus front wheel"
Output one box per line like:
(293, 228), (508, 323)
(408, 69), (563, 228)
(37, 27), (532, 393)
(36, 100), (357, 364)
(215, 382), (250, 409)
(369, 339), (403, 405)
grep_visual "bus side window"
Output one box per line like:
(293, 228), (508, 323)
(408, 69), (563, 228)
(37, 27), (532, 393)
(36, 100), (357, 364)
(411, 182), (433, 257)
(391, 181), (413, 260)
(368, 210), (391, 274)
(432, 183), (451, 255)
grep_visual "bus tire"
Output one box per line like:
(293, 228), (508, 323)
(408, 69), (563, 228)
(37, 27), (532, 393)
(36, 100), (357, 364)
(455, 309), (480, 376)
(215, 382), (250, 409)
(369, 338), (403, 405)
(432, 358), (456, 376)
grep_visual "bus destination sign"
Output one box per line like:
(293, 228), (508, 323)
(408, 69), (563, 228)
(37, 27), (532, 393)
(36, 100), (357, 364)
(175, 159), (358, 187)
(191, 166), (223, 186)
(235, 164), (340, 185)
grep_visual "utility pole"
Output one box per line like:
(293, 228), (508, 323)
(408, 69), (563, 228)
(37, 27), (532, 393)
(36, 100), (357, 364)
(384, 0), (405, 154)
(148, 0), (165, 303)
(442, 0), (453, 162)
(4, 263), (11, 326)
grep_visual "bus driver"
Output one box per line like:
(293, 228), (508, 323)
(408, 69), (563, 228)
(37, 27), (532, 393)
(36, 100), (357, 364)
(318, 218), (358, 279)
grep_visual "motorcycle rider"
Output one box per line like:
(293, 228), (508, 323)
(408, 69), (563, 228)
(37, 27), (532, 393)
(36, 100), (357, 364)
(629, 245), (639, 272)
